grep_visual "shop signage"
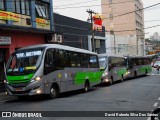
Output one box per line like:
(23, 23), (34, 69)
(36, 18), (50, 26)
(0, 36), (11, 45)
(0, 11), (20, 22)
(93, 14), (103, 31)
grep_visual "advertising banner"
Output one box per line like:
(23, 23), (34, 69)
(0, 11), (20, 22)
(36, 18), (50, 26)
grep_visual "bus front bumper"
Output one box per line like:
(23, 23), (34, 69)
(5, 83), (45, 96)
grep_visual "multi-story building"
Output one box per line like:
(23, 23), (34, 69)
(101, 0), (144, 56)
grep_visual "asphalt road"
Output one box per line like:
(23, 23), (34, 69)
(0, 68), (160, 120)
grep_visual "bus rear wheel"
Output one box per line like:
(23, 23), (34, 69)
(49, 85), (59, 99)
(84, 81), (90, 92)
(145, 70), (148, 76)
(134, 71), (137, 78)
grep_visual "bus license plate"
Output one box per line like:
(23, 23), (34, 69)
(16, 88), (22, 91)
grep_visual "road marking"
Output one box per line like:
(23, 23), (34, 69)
(153, 102), (159, 107)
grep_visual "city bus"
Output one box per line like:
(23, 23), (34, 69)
(126, 56), (152, 78)
(5, 44), (101, 99)
(98, 54), (129, 85)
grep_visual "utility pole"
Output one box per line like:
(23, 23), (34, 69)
(110, 31), (116, 54)
(87, 9), (96, 52)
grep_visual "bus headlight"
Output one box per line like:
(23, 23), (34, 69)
(4, 80), (8, 84)
(34, 77), (41, 81)
(127, 71), (131, 74)
(31, 77), (41, 83)
(102, 72), (108, 77)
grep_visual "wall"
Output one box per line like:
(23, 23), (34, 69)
(105, 33), (142, 56)
(0, 31), (45, 61)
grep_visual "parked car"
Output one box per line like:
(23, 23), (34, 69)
(153, 61), (160, 68)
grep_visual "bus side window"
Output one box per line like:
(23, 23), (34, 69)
(44, 49), (54, 75)
(108, 58), (112, 71)
(69, 52), (80, 67)
(89, 55), (99, 68)
(81, 54), (89, 68)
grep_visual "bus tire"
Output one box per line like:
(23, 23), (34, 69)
(84, 80), (90, 92)
(121, 75), (124, 82)
(134, 71), (137, 78)
(110, 77), (113, 85)
(145, 70), (148, 76)
(49, 84), (59, 99)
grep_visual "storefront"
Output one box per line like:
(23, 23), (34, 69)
(0, 30), (50, 85)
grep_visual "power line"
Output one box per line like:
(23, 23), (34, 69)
(145, 19), (160, 22)
(53, 0), (137, 9)
(143, 24), (160, 29)
(53, 0), (97, 7)
(105, 24), (160, 33)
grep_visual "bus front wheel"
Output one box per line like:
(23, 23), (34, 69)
(110, 77), (113, 85)
(49, 85), (59, 99)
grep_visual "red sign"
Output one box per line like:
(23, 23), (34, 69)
(93, 14), (103, 31)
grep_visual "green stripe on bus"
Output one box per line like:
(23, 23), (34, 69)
(7, 73), (34, 84)
(117, 68), (127, 76)
(75, 71), (101, 84)
(139, 66), (152, 73)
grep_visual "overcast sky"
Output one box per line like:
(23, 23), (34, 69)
(53, 0), (160, 38)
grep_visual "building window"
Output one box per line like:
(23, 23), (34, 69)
(13, 0), (30, 15)
(118, 44), (128, 53)
(109, 14), (113, 20)
(15, 0), (20, 13)
(109, 0), (112, 4)
(35, 2), (49, 19)
(0, 0), (5, 10)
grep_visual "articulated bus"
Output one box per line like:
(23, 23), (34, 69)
(98, 54), (129, 84)
(126, 56), (152, 78)
(5, 44), (101, 98)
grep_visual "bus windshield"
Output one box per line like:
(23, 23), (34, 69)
(6, 49), (44, 75)
(98, 56), (108, 69)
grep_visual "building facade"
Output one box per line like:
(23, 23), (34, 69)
(54, 13), (106, 54)
(101, 0), (144, 56)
